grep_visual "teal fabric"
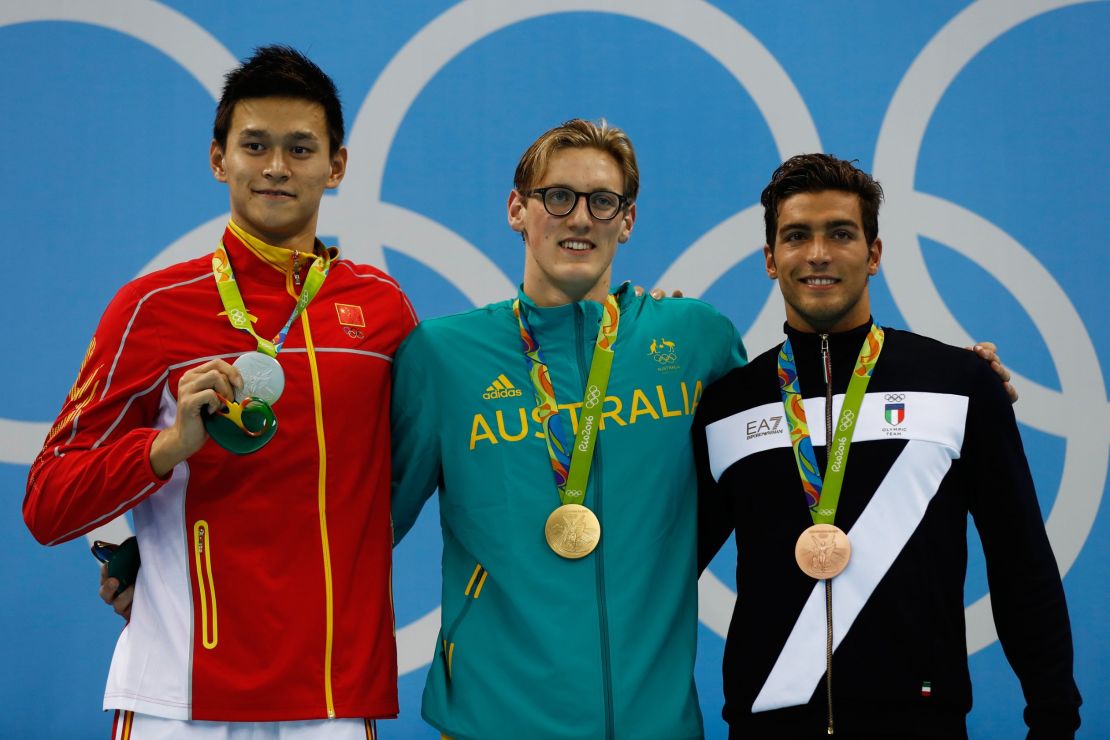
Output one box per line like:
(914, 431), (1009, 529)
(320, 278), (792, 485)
(392, 284), (746, 740)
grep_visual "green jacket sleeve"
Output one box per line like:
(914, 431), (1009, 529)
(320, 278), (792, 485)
(390, 324), (441, 545)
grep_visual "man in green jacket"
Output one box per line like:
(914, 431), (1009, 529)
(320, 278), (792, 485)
(390, 119), (747, 740)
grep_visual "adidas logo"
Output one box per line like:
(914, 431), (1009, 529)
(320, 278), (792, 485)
(483, 374), (523, 400)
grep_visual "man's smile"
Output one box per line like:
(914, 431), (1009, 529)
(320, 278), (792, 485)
(799, 275), (839, 287)
(253, 188), (295, 199)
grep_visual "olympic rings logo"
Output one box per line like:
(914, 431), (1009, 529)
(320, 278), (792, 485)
(1, 0), (1104, 674)
(884, 393), (906, 402)
(837, 409), (856, 432)
(344, 327), (366, 339)
(584, 385), (602, 408)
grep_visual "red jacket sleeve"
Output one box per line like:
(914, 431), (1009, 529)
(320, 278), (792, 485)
(24, 281), (171, 546)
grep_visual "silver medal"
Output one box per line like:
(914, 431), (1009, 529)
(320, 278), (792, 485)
(233, 352), (285, 404)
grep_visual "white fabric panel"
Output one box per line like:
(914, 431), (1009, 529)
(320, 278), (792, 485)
(751, 439), (961, 712)
(124, 713), (373, 739)
(104, 382), (194, 719)
(706, 391), (968, 482)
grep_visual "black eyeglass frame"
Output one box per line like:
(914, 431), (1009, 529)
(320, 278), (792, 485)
(521, 187), (631, 221)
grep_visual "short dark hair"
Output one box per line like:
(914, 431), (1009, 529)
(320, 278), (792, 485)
(212, 45), (344, 155)
(761, 153), (884, 247)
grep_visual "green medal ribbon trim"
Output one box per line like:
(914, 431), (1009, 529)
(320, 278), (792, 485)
(202, 395), (278, 454)
(211, 240), (331, 357)
(514, 294), (620, 506)
(777, 324), (884, 524)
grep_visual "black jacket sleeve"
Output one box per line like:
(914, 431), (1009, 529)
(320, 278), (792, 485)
(964, 358), (1082, 737)
(694, 378), (737, 574)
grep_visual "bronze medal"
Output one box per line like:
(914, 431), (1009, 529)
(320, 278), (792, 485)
(545, 504), (601, 559)
(795, 523), (851, 579)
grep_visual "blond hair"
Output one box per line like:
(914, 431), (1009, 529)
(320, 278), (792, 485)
(513, 118), (639, 202)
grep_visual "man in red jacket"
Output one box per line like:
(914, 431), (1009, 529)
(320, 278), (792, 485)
(24, 45), (414, 738)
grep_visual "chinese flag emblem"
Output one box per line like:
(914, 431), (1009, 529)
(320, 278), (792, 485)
(335, 303), (366, 327)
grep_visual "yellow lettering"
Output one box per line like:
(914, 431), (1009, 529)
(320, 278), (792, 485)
(495, 408), (529, 442)
(469, 414), (498, 450)
(681, 381), (691, 415)
(656, 384), (682, 418)
(629, 389), (660, 423)
(600, 395), (626, 430)
(691, 380), (704, 412)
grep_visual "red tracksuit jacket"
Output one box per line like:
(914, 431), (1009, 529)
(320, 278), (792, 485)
(25, 224), (415, 721)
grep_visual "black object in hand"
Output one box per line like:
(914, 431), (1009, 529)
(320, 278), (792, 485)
(91, 536), (141, 598)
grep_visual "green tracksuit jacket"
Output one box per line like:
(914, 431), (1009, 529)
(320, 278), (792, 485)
(392, 284), (746, 740)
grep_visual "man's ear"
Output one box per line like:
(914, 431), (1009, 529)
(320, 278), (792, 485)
(617, 202), (636, 244)
(867, 237), (883, 275)
(764, 243), (777, 279)
(327, 146), (348, 189)
(210, 140), (227, 183)
(507, 190), (527, 234)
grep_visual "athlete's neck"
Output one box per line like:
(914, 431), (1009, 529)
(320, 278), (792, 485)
(522, 278), (611, 308)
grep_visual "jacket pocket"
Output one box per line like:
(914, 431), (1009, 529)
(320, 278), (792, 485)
(440, 562), (489, 680)
(193, 520), (218, 649)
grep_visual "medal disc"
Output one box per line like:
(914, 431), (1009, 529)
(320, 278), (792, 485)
(545, 504), (601, 559)
(794, 523), (851, 579)
(203, 397), (278, 454)
(233, 352), (285, 404)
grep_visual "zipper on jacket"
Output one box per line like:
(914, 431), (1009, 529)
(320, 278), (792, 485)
(594, 446), (614, 740)
(300, 311), (337, 718)
(578, 304), (615, 740)
(820, 333), (834, 735)
(193, 520), (218, 649)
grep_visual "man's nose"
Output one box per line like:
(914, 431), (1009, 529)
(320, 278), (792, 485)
(264, 151), (290, 179)
(806, 235), (831, 264)
(566, 195), (592, 228)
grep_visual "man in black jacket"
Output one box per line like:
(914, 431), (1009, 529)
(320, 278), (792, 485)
(694, 154), (1081, 738)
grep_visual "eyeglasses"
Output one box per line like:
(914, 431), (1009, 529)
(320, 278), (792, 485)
(522, 187), (630, 221)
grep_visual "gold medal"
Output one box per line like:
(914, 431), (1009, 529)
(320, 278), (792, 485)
(545, 504), (601, 559)
(795, 523), (851, 579)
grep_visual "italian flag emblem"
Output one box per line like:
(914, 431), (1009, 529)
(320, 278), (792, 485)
(921, 681), (932, 697)
(884, 402), (905, 425)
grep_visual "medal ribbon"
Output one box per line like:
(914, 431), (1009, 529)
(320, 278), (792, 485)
(777, 324), (884, 524)
(514, 295), (620, 506)
(211, 240), (331, 357)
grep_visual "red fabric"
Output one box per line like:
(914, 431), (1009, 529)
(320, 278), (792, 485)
(25, 227), (415, 721)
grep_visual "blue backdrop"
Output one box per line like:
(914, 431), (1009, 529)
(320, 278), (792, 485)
(2, 1), (1106, 737)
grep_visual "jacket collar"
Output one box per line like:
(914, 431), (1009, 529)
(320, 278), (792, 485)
(515, 281), (633, 315)
(221, 220), (338, 290)
(783, 317), (875, 351)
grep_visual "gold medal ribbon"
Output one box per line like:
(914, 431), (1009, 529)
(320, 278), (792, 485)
(514, 294), (620, 506)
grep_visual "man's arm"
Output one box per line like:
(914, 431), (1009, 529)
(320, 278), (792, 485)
(390, 325), (442, 544)
(695, 309), (747, 572)
(23, 282), (240, 546)
(965, 358), (1081, 736)
(693, 384), (736, 574)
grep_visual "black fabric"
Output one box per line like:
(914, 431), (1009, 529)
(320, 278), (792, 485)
(694, 320), (1081, 738)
